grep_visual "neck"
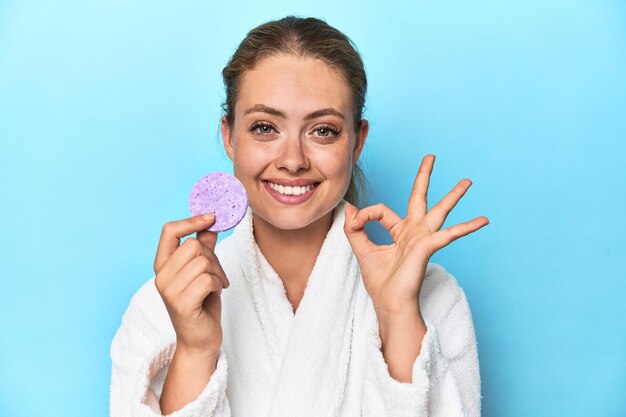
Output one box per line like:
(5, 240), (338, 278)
(252, 209), (335, 288)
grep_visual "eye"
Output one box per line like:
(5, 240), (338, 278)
(313, 124), (340, 140)
(249, 122), (277, 135)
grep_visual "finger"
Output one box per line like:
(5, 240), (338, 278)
(156, 237), (228, 292)
(168, 256), (210, 297)
(407, 154), (435, 218)
(196, 228), (218, 252)
(167, 255), (229, 296)
(204, 251), (230, 289)
(425, 178), (472, 231)
(343, 203), (384, 260)
(193, 236), (230, 288)
(350, 202), (402, 235)
(154, 213), (216, 274)
(179, 273), (223, 312)
(429, 216), (490, 251)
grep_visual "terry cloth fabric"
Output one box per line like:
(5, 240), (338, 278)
(110, 200), (482, 417)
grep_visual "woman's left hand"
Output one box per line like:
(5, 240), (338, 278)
(343, 154), (489, 318)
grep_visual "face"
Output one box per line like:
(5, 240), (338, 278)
(221, 54), (368, 231)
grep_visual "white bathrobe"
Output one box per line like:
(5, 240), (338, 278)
(110, 201), (481, 417)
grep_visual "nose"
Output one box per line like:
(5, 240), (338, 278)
(276, 136), (310, 174)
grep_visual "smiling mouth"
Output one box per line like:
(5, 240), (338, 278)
(262, 180), (321, 196)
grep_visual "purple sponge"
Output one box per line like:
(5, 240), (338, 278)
(189, 172), (248, 232)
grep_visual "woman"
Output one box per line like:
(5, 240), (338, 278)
(110, 16), (488, 417)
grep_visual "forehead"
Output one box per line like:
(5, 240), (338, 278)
(236, 55), (352, 120)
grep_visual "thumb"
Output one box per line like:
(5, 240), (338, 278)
(343, 202), (376, 260)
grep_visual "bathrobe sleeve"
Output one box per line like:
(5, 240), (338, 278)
(109, 278), (231, 417)
(362, 266), (481, 417)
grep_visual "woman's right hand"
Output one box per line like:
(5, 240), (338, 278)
(153, 213), (230, 359)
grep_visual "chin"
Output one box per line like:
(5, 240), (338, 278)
(263, 210), (319, 230)
(274, 219), (313, 231)
(252, 202), (335, 231)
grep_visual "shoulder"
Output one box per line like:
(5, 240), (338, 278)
(420, 262), (478, 360)
(129, 276), (173, 331)
(419, 262), (463, 316)
(116, 235), (238, 324)
(110, 276), (175, 363)
(419, 263), (473, 329)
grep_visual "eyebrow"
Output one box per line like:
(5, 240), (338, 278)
(243, 104), (345, 121)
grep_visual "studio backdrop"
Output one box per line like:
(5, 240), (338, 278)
(1, 1), (624, 416)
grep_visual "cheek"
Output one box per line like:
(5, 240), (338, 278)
(233, 141), (272, 173)
(312, 146), (352, 177)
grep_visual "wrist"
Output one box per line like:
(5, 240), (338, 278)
(160, 342), (219, 414)
(374, 297), (421, 322)
(174, 342), (220, 366)
(376, 304), (426, 340)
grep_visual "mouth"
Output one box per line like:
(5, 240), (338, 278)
(261, 180), (321, 204)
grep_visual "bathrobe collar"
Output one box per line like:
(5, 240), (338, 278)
(231, 200), (360, 416)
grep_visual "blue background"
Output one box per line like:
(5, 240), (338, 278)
(1, 1), (625, 416)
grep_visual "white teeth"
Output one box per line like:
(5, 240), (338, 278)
(267, 181), (315, 196)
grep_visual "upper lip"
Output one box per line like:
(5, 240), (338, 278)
(264, 178), (320, 186)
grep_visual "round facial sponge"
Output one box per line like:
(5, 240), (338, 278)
(189, 172), (248, 232)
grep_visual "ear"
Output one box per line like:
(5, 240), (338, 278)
(221, 115), (235, 162)
(352, 119), (369, 163)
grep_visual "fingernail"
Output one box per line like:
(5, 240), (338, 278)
(351, 217), (357, 229)
(202, 213), (214, 220)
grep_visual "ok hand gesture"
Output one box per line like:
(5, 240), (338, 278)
(343, 154), (489, 317)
